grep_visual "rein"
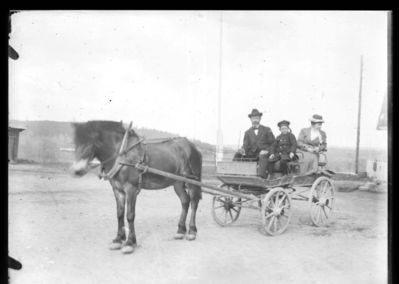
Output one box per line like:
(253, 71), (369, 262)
(93, 137), (182, 170)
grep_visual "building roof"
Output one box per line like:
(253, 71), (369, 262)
(9, 126), (26, 131)
(9, 121), (27, 130)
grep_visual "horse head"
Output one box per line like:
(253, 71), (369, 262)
(70, 120), (126, 176)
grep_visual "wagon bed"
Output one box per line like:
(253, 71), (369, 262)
(217, 172), (330, 190)
(216, 160), (334, 189)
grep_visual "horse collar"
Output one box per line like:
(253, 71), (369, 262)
(99, 135), (145, 181)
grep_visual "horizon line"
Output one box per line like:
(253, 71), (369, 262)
(9, 119), (388, 151)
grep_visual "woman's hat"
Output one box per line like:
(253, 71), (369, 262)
(277, 120), (290, 128)
(309, 114), (325, 123)
(248, 109), (263, 118)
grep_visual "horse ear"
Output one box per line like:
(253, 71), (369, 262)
(123, 121), (132, 130)
(127, 122), (135, 136)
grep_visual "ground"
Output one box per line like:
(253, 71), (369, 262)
(9, 164), (387, 284)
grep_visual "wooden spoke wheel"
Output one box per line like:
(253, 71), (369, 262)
(309, 176), (335, 227)
(212, 185), (241, 227)
(261, 187), (292, 236)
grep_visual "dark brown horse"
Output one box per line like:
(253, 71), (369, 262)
(70, 121), (202, 254)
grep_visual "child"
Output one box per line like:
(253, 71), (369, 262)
(268, 120), (298, 176)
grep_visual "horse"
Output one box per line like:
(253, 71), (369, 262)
(70, 120), (202, 254)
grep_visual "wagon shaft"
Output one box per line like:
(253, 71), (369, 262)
(119, 162), (259, 201)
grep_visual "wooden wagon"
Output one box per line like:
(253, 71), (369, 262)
(212, 161), (335, 235)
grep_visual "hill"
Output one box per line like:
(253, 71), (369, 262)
(10, 120), (216, 163)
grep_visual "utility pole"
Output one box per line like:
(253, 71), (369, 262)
(355, 56), (363, 174)
(237, 131), (242, 150)
(216, 11), (224, 163)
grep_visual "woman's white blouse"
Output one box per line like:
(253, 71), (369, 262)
(310, 128), (323, 142)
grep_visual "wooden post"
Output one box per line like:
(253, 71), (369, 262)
(237, 131), (242, 149)
(355, 56), (363, 174)
(216, 11), (224, 162)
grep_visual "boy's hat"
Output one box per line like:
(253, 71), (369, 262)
(277, 120), (290, 128)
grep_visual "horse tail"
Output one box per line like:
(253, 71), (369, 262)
(182, 139), (203, 200)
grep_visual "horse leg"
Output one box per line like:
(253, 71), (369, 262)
(109, 187), (126, 250)
(121, 183), (139, 254)
(186, 186), (201, 241)
(173, 181), (190, 239)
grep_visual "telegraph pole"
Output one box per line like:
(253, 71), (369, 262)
(355, 56), (363, 174)
(216, 11), (224, 163)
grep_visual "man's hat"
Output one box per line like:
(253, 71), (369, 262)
(248, 109), (263, 118)
(277, 120), (290, 128)
(309, 114), (325, 123)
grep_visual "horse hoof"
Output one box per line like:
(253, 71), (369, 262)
(121, 245), (135, 254)
(109, 242), (122, 250)
(186, 234), (196, 241)
(174, 233), (185, 240)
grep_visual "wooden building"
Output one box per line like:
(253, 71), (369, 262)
(9, 126), (25, 162)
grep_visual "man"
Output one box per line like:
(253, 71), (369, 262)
(234, 109), (275, 179)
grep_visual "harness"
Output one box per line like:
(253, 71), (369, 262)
(94, 122), (183, 191)
(98, 138), (146, 180)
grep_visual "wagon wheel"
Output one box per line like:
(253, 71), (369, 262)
(212, 185), (241, 227)
(309, 176), (335, 227)
(261, 187), (292, 236)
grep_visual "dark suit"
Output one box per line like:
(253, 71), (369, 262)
(234, 125), (275, 178)
(243, 125), (275, 156)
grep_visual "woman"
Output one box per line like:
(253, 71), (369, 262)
(297, 114), (327, 174)
(268, 120), (297, 176)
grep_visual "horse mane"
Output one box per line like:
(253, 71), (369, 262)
(73, 120), (138, 145)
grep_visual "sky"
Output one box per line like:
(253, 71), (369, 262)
(9, 11), (388, 149)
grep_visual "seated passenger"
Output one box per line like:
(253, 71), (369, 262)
(233, 108), (275, 179)
(268, 120), (298, 176)
(297, 114), (327, 174)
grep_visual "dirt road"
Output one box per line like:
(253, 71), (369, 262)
(9, 164), (387, 284)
